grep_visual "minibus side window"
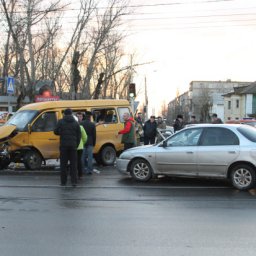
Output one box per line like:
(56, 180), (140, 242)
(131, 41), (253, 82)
(118, 107), (130, 123)
(92, 108), (117, 124)
(72, 110), (88, 121)
(31, 112), (57, 132)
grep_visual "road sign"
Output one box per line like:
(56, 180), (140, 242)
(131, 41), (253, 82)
(7, 77), (15, 94)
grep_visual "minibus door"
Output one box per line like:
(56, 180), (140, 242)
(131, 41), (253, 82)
(29, 111), (59, 159)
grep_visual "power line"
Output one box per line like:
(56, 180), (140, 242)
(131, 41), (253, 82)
(1, 0), (237, 13)
(83, 0), (236, 9)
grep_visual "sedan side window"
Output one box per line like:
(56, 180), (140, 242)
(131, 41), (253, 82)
(201, 128), (239, 146)
(166, 128), (203, 147)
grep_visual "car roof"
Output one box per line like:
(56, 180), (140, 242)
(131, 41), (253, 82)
(19, 99), (130, 111)
(184, 123), (244, 129)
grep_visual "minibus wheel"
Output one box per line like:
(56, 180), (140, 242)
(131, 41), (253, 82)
(100, 145), (116, 166)
(24, 150), (42, 170)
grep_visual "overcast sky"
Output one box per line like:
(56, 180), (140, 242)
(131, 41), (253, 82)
(123, 0), (256, 115)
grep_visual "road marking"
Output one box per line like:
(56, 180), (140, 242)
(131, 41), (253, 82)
(0, 184), (232, 189)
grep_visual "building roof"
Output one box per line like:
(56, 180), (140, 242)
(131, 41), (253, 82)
(239, 82), (256, 94)
(223, 82), (256, 97)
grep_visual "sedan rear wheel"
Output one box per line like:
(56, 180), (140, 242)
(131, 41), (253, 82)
(230, 164), (256, 190)
(130, 159), (152, 182)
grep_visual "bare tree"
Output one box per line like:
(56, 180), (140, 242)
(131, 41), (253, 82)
(0, 0), (148, 107)
(81, 0), (130, 99)
(0, 0), (66, 107)
(193, 86), (213, 122)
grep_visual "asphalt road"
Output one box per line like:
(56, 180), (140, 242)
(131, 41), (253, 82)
(1, 165), (256, 256)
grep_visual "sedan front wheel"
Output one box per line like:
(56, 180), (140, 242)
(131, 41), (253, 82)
(230, 164), (256, 190)
(130, 159), (152, 182)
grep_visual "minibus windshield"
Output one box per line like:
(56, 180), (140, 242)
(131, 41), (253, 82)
(6, 110), (38, 131)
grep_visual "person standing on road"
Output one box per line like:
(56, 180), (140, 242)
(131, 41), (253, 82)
(157, 116), (166, 129)
(189, 115), (198, 124)
(74, 115), (87, 179)
(135, 112), (143, 126)
(118, 112), (136, 150)
(81, 111), (96, 175)
(211, 113), (223, 124)
(173, 114), (184, 133)
(143, 115), (157, 145)
(54, 108), (81, 186)
(134, 112), (144, 145)
(156, 116), (166, 143)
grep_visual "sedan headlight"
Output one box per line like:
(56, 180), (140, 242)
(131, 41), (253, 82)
(119, 151), (132, 160)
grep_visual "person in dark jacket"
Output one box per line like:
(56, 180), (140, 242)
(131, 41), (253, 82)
(54, 108), (81, 186)
(118, 112), (136, 150)
(173, 114), (184, 133)
(189, 115), (198, 124)
(143, 115), (157, 145)
(211, 113), (223, 124)
(81, 111), (96, 174)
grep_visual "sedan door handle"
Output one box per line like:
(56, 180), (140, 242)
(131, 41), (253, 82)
(48, 138), (57, 141)
(186, 151), (193, 154)
(228, 151), (236, 154)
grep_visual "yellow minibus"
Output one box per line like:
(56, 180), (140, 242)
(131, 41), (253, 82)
(0, 99), (132, 169)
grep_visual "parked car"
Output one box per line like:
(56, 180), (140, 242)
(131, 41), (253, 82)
(117, 124), (256, 190)
(226, 119), (256, 128)
(0, 112), (14, 126)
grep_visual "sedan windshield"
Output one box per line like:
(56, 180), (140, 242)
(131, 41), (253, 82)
(6, 110), (38, 131)
(166, 128), (203, 146)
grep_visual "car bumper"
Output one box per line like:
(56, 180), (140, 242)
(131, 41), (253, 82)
(116, 158), (130, 174)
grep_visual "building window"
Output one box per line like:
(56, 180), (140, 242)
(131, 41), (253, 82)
(228, 101), (231, 109)
(236, 99), (239, 108)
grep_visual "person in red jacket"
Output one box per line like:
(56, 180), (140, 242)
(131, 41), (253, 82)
(118, 112), (136, 150)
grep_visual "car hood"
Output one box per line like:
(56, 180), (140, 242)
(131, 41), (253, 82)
(121, 144), (157, 157)
(0, 125), (18, 143)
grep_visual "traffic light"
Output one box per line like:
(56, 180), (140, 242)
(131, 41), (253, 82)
(129, 83), (136, 97)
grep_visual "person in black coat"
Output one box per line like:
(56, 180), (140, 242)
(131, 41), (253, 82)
(173, 114), (184, 133)
(54, 108), (81, 186)
(143, 115), (157, 145)
(80, 111), (96, 174)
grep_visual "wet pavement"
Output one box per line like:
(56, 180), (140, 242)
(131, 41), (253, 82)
(1, 165), (256, 256)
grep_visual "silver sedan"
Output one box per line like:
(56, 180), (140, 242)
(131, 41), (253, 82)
(117, 124), (256, 190)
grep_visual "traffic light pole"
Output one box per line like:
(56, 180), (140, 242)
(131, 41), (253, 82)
(129, 96), (135, 114)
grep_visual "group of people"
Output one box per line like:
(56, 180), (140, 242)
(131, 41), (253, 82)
(173, 113), (223, 133)
(53, 108), (223, 186)
(54, 109), (96, 187)
(118, 112), (167, 150)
